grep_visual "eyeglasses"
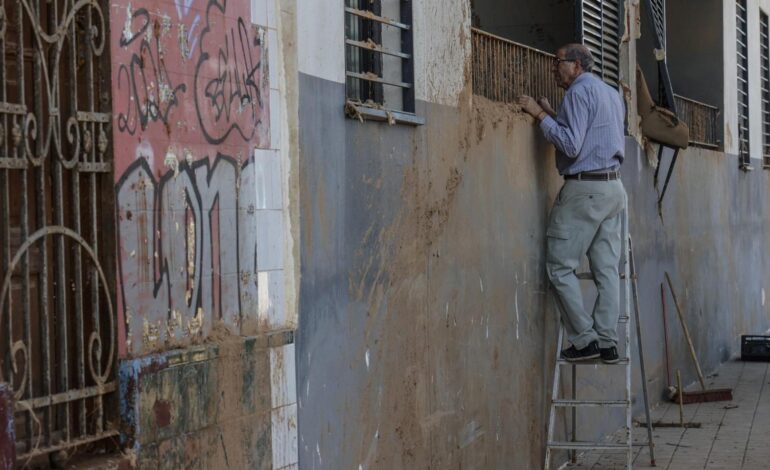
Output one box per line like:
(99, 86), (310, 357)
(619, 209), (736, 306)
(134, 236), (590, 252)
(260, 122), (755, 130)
(553, 57), (576, 66)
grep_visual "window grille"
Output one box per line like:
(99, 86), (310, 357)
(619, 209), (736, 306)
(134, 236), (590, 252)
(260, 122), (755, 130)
(0, 0), (117, 462)
(578, 0), (621, 87)
(761, 11), (770, 166)
(737, 0), (751, 166)
(344, 0), (422, 125)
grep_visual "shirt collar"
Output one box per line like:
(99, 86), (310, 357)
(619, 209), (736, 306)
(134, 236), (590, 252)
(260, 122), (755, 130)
(570, 72), (593, 88)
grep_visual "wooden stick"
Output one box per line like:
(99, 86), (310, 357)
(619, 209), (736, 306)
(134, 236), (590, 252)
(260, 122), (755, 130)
(665, 272), (707, 391)
(677, 370), (684, 427)
(661, 283), (671, 388)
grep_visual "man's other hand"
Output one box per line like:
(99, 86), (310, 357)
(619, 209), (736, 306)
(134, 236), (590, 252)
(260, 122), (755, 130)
(537, 97), (556, 117)
(517, 95), (544, 119)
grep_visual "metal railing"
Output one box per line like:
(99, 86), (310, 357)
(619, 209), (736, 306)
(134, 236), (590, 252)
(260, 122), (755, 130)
(0, 0), (117, 463)
(674, 94), (721, 149)
(471, 28), (564, 108)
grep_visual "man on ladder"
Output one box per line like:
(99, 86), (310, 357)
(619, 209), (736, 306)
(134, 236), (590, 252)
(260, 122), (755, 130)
(518, 44), (627, 363)
(519, 44), (656, 470)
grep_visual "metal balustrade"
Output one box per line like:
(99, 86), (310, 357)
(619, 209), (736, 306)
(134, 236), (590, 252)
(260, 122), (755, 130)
(471, 28), (564, 109)
(674, 95), (721, 149)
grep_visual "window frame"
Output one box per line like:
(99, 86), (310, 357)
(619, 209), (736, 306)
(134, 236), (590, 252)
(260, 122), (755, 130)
(343, 0), (424, 126)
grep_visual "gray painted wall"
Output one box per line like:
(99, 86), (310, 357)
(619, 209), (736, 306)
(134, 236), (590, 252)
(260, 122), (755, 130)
(297, 73), (770, 469)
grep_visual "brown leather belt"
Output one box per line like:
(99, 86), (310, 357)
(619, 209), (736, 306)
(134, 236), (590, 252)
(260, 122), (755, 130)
(564, 171), (621, 181)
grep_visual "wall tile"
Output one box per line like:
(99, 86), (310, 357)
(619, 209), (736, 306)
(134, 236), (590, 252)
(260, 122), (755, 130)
(267, 0), (277, 29)
(251, 0), (268, 26)
(254, 149), (283, 210)
(270, 343), (297, 408)
(270, 88), (282, 149)
(271, 404), (298, 469)
(258, 269), (287, 328)
(256, 210), (285, 270)
(268, 28), (280, 89)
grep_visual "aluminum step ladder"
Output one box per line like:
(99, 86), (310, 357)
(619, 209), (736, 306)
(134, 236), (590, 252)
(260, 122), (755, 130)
(544, 206), (656, 470)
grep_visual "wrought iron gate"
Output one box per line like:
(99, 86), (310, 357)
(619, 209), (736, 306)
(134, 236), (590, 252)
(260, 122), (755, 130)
(0, 0), (116, 463)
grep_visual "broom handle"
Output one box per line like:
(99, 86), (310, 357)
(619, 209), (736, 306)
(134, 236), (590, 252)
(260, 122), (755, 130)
(665, 272), (707, 391)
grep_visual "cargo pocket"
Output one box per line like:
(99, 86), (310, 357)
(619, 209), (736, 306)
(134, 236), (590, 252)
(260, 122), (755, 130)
(546, 224), (577, 271)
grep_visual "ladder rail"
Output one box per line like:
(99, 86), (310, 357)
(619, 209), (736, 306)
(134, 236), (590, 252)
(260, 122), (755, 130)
(623, 195), (633, 470)
(544, 321), (565, 470)
(544, 197), (656, 470)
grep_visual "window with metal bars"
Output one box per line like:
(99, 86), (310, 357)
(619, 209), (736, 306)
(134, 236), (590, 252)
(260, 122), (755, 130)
(344, 0), (422, 125)
(762, 11), (770, 167)
(737, 0), (751, 167)
(578, 0), (622, 87)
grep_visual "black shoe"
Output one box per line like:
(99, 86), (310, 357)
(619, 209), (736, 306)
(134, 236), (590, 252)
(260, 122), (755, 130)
(600, 346), (620, 364)
(561, 341), (600, 362)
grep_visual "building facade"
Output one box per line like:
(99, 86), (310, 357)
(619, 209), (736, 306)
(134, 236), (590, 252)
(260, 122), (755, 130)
(1, 0), (770, 469)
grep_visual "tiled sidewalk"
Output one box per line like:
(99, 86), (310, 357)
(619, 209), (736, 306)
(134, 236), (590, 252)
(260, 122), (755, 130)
(564, 360), (770, 470)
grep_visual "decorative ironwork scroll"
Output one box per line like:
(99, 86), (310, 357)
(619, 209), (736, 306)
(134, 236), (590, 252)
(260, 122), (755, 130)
(0, 0), (116, 462)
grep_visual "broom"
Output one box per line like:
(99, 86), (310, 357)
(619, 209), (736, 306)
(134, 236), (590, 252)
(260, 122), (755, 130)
(665, 273), (733, 404)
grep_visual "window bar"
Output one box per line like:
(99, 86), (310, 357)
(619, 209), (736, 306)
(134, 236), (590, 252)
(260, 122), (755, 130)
(761, 11), (770, 167)
(32, 0), (54, 447)
(737, 0), (751, 167)
(86, 0), (105, 434)
(345, 39), (411, 59)
(49, 0), (73, 444)
(400, 0), (415, 112)
(67, 0), (87, 438)
(16, 0), (34, 452)
(345, 71), (412, 89)
(345, 6), (411, 30)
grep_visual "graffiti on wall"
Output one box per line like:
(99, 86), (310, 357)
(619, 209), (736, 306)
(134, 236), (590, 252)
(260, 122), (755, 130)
(112, 0), (271, 356)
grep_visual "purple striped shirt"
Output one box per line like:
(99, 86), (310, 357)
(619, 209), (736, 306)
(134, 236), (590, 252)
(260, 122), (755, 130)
(539, 73), (625, 175)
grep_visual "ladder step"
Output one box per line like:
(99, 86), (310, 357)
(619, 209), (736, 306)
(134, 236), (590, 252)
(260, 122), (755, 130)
(552, 399), (630, 407)
(547, 441), (630, 451)
(556, 358), (630, 366)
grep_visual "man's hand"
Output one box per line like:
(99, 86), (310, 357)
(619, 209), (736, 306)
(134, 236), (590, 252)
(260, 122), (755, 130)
(517, 95), (544, 119)
(537, 97), (556, 118)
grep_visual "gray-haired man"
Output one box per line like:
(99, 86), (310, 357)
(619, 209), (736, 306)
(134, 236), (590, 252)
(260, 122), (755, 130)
(518, 44), (627, 363)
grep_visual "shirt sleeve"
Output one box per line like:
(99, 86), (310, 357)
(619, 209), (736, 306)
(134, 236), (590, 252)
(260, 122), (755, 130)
(539, 90), (592, 159)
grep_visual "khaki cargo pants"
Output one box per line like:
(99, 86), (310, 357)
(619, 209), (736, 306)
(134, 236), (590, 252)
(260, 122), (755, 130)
(546, 179), (627, 349)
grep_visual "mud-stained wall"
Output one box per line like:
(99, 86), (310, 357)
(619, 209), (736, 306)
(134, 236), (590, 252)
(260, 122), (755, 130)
(298, 72), (770, 468)
(297, 69), (562, 467)
(296, 0), (770, 465)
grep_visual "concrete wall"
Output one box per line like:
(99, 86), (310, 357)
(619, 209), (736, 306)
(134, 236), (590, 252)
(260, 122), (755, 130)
(111, 0), (298, 467)
(296, 1), (770, 469)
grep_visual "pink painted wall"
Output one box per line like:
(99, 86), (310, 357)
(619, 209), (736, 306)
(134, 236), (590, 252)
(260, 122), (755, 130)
(111, 0), (270, 357)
